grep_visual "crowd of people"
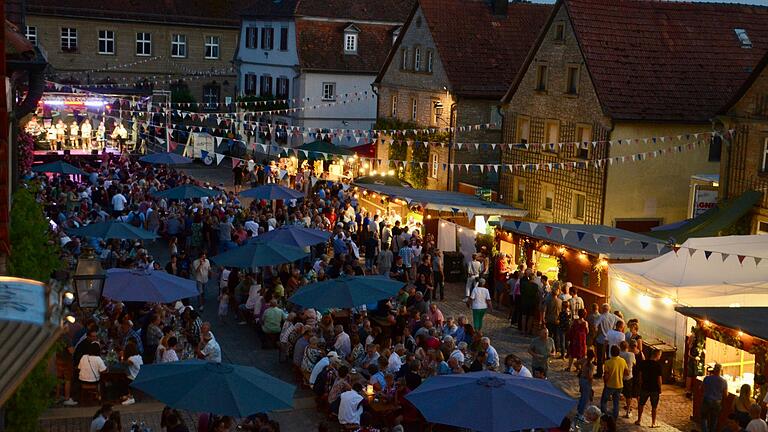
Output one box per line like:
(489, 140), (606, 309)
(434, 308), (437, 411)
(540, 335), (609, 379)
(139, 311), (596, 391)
(33, 150), (670, 432)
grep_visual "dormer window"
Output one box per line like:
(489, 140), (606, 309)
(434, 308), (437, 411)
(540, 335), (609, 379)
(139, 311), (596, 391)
(344, 24), (360, 54)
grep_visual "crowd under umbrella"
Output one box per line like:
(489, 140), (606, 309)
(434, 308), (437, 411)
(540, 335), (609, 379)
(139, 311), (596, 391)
(239, 183), (305, 201)
(211, 238), (308, 271)
(256, 225), (331, 248)
(31, 160), (86, 176)
(130, 360), (295, 417)
(103, 268), (199, 303)
(405, 372), (576, 432)
(288, 274), (404, 310)
(66, 221), (159, 240)
(139, 152), (193, 165)
(151, 184), (223, 200)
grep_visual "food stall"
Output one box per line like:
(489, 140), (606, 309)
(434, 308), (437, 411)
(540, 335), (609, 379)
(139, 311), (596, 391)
(677, 307), (768, 429)
(494, 221), (668, 309)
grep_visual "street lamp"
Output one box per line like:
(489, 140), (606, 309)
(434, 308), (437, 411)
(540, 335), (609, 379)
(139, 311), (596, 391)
(433, 101), (444, 118)
(72, 248), (105, 309)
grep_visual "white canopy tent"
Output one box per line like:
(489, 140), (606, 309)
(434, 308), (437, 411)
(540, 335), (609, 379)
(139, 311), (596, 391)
(609, 235), (768, 353)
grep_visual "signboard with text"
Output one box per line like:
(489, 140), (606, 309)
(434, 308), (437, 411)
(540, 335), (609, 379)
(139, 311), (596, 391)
(692, 189), (718, 217)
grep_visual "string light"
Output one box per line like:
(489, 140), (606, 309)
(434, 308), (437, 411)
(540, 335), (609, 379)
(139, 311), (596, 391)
(638, 294), (652, 311)
(704, 320), (711, 327)
(662, 297), (675, 306)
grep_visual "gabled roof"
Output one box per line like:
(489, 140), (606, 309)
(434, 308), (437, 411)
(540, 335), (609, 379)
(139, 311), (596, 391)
(377, 0), (551, 99)
(296, 20), (399, 73)
(719, 50), (768, 115)
(503, 0), (768, 122)
(27, 0), (250, 27)
(243, 0), (411, 22)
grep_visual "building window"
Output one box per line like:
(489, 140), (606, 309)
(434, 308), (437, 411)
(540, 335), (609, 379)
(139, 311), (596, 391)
(544, 120), (560, 147)
(95, 30), (114, 55)
(261, 27), (274, 50)
(171, 34), (187, 58)
(757, 220), (768, 234)
(516, 116), (530, 144)
(542, 183), (555, 212)
(322, 82), (336, 101)
(61, 27), (78, 52)
(136, 32), (151, 56)
(762, 137), (768, 172)
(411, 98), (417, 122)
(280, 27), (288, 51)
(576, 124), (592, 159)
(513, 177), (525, 204)
(426, 50), (433, 73)
(566, 66), (580, 95)
(276, 77), (289, 99)
(244, 73), (258, 96)
(432, 100), (441, 126)
(414, 47), (422, 72)
(431, 152), (439, 178)
(25, 26), (37, 46)
(391, 95), (398, 117)
(203, 85), (220, 108)
(400, 48), (408, 70)
(246, 27), (258, 49)
(535, 65), (548, 91)
(554, 22), (565, 41)
(573, 192), (586, 220)
(344, 33), (358, 53)
(204, 36), (220, 59)
(260, 75), (273, 96)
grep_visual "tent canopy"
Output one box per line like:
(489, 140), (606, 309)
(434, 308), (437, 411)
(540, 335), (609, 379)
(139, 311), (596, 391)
(496, 221), (667, 260)
(675, 307), (768, 341)
(354, 183), (526, 217)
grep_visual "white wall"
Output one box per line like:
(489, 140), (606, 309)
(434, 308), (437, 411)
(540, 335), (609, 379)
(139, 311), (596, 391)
(237, 19), (298, 97)
(294, 72), (378, 131)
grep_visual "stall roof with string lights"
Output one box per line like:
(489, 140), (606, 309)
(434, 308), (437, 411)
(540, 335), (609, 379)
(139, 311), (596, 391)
(352, 183), (527, 217)
(494, 221), (669, 260)
(675, 307), (768, 342)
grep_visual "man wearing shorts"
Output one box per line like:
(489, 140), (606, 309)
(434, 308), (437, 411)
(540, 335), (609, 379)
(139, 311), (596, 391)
(636, 349), (663, 427)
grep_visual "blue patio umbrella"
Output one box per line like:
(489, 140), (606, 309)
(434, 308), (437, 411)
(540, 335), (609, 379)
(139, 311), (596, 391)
(31, 160), (86, 176)
(104, 268), (198, 303)
(130, 360), (295, 417)
(152, 184), (222, 200)
(140, 152), (193, 165)
(256, 225), (331, 248)
(288, 274), (404, 309)
(210, 238), (307, 270)
(405, 371), (576, 432)
(239, 184), (305, 201)
(66, 221), (158, 240)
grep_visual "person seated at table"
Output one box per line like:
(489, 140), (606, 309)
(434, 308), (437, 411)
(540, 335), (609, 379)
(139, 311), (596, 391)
(348, 333), (365, 366)
(118, 319), (143, 354)
(161, 337), (180, 363)
(357, 344), (380, 371)
(301, 337), (324, 374)
(329, 365), (353, 411)
(120, 341), (142, 405)
(199, 331), (222, 363)
(369, 359), (388, 391)
(155, 325), (174, 362)
(469, 350), (487, 372)
(338, 383), (367, 428)
(78, 342), (107, 398)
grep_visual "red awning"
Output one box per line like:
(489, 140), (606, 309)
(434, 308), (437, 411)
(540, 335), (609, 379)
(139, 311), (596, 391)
(350, 142), (376, 158)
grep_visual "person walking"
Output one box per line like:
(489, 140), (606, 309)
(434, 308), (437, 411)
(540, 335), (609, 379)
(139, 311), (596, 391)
(528, 328), (556, 377)
(594, 303), (618, 378)
(567, 308), (589, 372)
(192, 251), (211, 311)
(600, 345), (628, 419)
(701, 364), (728, 432)
(432, 250), (445, 301)
(465, 254), (482, 299)
(636, 349), (663, 428)
(467, 278), (492, 331)
(578, 349), (596, 419)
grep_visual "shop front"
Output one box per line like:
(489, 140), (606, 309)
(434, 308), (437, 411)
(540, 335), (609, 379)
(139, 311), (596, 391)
(676, 307), (768, 429)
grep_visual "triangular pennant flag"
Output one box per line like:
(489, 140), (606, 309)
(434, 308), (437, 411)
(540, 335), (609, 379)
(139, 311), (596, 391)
(592, 233), (600, 243)
(672, 245), (680, 254)
(466, 209), (475, 222)
(607, 236), (617, 245)
(704, 250), (713, 260)
(544, 226), (553, 235)
(232, 158), (240, 168)
(215, 153), (225, 166)
(528, 222), (538, 233)
(737, 255), (746, 265)
(640, 241), (649, 249)
(688, 248), (697, 257)
(755, 257), (763, 266)
(200, 150), (209, 161)
(655, 243), (664, 254)
(560, 228), (569, 239)
(576, 231), (585, 241)
(310, 176), (318, 187)
(513, 221), (522, 230)
(721, 253), (729, 262)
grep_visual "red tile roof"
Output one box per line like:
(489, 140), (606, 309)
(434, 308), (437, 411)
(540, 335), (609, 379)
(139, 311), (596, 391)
(419, 0), (551, 99)
(295, 0), (413, 23)
(526, 0), (768, 122)
(296, 21), (399, 73)
(26, 0), (250, 27)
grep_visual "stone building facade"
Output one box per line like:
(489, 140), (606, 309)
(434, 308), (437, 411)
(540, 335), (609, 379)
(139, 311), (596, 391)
(25, 0), (244, 105)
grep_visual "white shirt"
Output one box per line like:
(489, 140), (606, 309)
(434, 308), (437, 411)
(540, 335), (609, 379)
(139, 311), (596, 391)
(619, 351), (636, 379)
(748, 419), (768, 432)
(201, 339), (222, 362)
(334, 332), (351, 358)
(309, 356), (330, 385)
(127, 354), (143, 380)
(111, 193), (127, 211)
(338, 390), (364, 425)
(387, 352), (403, 373)
(470, 286), (491, 310)
(467, 260), (482, 277)
(192, 258), (211, 283)
(606, 329), (626, 355)
(449, 349), (465, 365)
(596, 312), (619, 342)
(78, 355), (107, 382)
(244, 220), (260, 237)
(219, 268), (230, 289)
(90, 415), (108, 432)
(161, 348), (179, 363)
(509, 365), (533, 378)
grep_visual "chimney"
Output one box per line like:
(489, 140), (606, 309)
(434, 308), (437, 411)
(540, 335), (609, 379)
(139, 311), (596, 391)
(492, 0), (508, 16)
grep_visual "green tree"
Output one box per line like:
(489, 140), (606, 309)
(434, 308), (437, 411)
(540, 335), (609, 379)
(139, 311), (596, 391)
(4, 185), (62, 431)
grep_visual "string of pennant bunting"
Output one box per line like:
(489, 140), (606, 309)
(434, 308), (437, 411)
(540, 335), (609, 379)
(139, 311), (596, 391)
(505, 221), (766, 266)
(57, 56), (165, 77)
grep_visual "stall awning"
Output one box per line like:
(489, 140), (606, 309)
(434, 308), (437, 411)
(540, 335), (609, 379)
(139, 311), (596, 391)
(648, 190), (762, 243)
(496, 221), (669, 260)
(0, 321), (61, 406)
(675, 307), (768, 341)
(353, 183), (527, 217)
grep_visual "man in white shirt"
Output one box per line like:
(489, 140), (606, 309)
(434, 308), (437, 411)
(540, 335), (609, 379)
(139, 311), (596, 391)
(466, 254), (482, 298)
(450, 341), (468, 365)
(468, 278), (492, 331)
(192, 252), (211, 311)
(333, 326), (351, 358)
(200, 331), (222, 363)
(338, 384), (365, 426)
(595, 303), (618, 377)
(508, 356), (533, 377)
(310, 351), (339, 385)
(746, 404), (768, 432)
(111, 190), (127, 216)
(244, 217), (260, 237)
(568, 285), (585, 319)
(606, 320), (627, 358)
(387, 344), (405, 373)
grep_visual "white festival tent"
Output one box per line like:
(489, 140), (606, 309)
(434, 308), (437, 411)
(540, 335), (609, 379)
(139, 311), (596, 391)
(608, 235), (768, 356)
